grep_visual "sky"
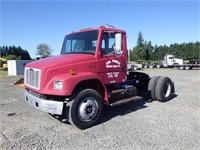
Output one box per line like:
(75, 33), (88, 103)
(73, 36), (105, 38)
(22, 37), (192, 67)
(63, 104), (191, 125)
(0, 0), (199, 59)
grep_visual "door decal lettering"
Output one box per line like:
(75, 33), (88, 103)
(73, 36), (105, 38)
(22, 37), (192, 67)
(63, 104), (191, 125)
(106, 60), (121, 68)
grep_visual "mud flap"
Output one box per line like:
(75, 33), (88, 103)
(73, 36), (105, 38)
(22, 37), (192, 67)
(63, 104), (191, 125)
(14, 77), (24, 88)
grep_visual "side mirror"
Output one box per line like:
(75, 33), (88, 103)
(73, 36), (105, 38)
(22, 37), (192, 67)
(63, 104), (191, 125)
(115, 33), (123, 56)
(115, 33), (122, 50)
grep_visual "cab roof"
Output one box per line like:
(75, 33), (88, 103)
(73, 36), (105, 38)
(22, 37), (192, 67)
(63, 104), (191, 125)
(68, 26), (126, 36)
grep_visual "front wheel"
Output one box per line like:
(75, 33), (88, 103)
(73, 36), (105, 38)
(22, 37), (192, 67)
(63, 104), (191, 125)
(67, 89), (103, 129)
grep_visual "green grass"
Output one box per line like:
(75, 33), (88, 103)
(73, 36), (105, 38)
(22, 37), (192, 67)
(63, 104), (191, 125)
(0, 70), (8, 78)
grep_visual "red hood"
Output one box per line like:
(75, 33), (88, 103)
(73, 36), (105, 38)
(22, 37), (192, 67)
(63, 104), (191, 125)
(26, 54), (96, 69)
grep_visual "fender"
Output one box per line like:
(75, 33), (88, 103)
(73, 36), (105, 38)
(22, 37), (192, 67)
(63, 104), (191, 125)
(40, 72), (109, 102)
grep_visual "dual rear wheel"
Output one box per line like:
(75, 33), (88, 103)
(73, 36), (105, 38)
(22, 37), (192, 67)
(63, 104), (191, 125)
(66, 77), (175, 129)
(180, 66), (192, 70)
(148, 76), (174, 102)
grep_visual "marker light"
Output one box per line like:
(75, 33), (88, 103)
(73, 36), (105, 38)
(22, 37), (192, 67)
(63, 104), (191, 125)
(70, 69), (75, 75)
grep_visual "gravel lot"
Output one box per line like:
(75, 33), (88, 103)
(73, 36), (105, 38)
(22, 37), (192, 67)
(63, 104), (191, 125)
(0, 69), (199, 150)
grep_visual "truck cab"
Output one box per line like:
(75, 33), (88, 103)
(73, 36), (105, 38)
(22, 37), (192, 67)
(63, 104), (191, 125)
(24, 26), (175, 129)
(61, 27), (127, 85)
(163, 54), (183, 67)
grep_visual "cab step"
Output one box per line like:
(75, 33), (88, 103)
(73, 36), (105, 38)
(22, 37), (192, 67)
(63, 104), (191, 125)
(109, 96), (143, 107)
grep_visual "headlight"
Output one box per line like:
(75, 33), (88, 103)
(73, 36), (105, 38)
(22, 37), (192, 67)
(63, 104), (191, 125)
(54, 80), (63, 90)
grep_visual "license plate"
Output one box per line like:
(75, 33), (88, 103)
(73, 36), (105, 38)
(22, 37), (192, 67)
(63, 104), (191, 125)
(44, 104), (57, 113)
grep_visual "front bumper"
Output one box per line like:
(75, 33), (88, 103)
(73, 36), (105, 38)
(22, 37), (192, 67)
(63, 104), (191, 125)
(24, 90), (64, 115)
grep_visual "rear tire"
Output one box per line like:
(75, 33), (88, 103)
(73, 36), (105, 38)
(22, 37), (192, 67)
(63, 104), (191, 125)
(148, 76), (160, 100)
(179, 66), (184, 70)
(155, 77), (173, 102)
(134, 66), (138, 70)
(185, 66), (191, 70)
(149, 65), (154, 68)
(156, 64), (161, 68)
(67, 89), (103, 129)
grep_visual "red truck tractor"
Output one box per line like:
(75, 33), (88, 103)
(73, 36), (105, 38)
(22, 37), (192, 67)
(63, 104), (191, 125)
(24, 26), (175, 129)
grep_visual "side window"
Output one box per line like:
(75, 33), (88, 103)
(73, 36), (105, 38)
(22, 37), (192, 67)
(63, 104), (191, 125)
(101, 32), (115, 55)
(101, 40), (105, 49)
(109, 38), (115, 49)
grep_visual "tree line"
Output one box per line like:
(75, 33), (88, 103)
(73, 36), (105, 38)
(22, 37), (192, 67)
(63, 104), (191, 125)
(130, 31), (200, 62)
(0, 34), (199, 62)
(0, 46), (31, 60)
(0, 43), (53, 60)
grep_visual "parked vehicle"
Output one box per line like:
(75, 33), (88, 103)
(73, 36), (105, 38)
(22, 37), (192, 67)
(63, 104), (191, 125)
(24, 26), (175, 129)
(0, 57), (8, 70)
(162, 54), (199, 70)
(163, 54), (183, 67)
(127, 62), (142, 71)
(142, 62), (162, 69)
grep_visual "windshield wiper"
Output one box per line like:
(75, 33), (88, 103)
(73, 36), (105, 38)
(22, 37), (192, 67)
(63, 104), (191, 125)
(63, 51), (95, 55)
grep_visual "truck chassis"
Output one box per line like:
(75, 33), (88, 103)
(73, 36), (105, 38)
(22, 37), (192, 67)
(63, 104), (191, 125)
(25, 71), (175, 129)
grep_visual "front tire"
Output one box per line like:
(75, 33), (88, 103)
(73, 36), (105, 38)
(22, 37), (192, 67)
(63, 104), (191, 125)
(68, 89), (103, 129)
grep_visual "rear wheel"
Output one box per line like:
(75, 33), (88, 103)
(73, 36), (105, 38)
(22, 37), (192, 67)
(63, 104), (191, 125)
(149, 65), (154, 68)
(156, 64), (161, 68)
(67, 89), (103, 129)
(148, 76), (160, 100)
(185, 66), (191, 70)
(179, 66), (184, 70)
(155, 77), (173, 102)
(133, 66), (138, 70)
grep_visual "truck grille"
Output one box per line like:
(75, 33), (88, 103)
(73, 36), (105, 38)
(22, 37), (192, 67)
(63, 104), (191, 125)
(24, 67), (41, 90)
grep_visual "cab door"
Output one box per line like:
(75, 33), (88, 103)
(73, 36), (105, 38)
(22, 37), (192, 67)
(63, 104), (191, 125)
(97, 31), (127, 85)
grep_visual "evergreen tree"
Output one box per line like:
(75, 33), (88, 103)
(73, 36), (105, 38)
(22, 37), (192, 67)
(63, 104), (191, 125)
(136, 31), (144, 47)
(131, 31), (154, 61)
(130, 30), (199, 62)
(131, 31), (146, 61)
(145, 41), (153, 61)
(0, 45), (31, 60)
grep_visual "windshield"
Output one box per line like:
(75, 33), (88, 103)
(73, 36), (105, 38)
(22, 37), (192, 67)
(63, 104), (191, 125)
(61, 30), (99, 55)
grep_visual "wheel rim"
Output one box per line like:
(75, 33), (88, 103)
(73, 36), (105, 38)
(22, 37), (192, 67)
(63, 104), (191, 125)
(78, 98), (98, 122)
(163, 82), (171, 97)
(185, 66), (190, 70)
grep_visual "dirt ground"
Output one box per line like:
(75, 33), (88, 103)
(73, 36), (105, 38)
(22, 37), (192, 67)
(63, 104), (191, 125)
(0, 68), (199, 150)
